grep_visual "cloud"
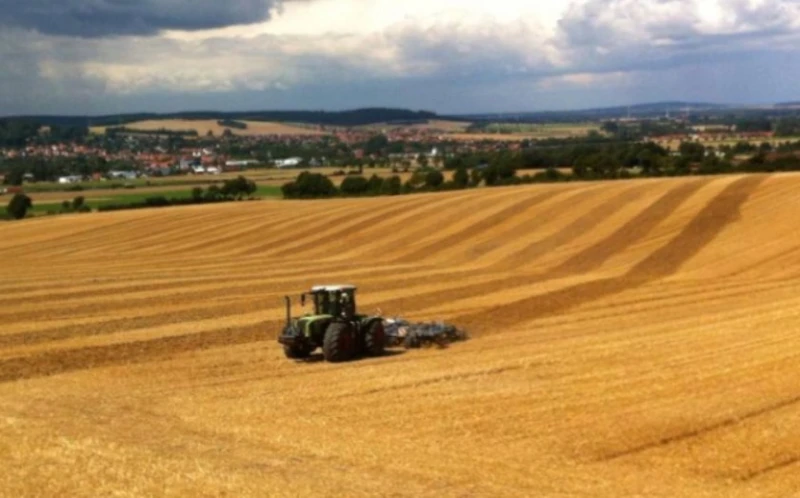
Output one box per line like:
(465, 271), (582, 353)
(2, 0), (800, 115)
(0, 0), (280, 38)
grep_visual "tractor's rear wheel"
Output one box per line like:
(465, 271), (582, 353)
(364, 320), (385, 356)
(323, 322), (355, 362)
(283, 344), (312, 359)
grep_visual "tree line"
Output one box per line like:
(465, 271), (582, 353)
(4, 176), (259, 220)
(282, 139), (800, 200)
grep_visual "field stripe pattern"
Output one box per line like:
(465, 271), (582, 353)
(2, 173), (800, 497)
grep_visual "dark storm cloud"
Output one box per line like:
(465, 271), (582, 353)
(0, 0), (281, 37)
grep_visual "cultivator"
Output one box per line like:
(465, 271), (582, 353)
(382, 317), (469, 349)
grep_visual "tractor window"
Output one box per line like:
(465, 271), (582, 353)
(340, 291), (355, 317)
(329, 291), (341, 316)
(314, 292), (330, 315)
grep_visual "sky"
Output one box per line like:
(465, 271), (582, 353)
(1, 0), (799, 116)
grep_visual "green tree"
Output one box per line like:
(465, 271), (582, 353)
(221, 176), (257, 199)
(72, 196), (85, 210)
(282, 172), (337, 199)
(205, 185), (223, 201)
(425, 169), (444, 189)
(380, 176), (402, 195)
(366, 174), (384, 194)
(679, 141), (705, 162)
(191, 186), (204, 201)
(4, 165), (25, 186)
(470, 168), (483, 187)
(453, 167), (469, 188)
(364, 134), (389, 156)
(6, 193), (32, 220)
(601, 121), (620, 135)
(340, 175), (370, 196)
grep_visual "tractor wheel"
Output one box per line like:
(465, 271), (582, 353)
(364, 320), (385, 356)
(283, 344), (312, 359)
(323, 322), (355, 362)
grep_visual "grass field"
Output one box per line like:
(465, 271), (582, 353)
(29, 185), (282, 214)
(89, 119), (329, 137)
(358, 120), (473, 133)
(2, 173), (800, 496)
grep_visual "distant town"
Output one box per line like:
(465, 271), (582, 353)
(2, 104), (800, 191)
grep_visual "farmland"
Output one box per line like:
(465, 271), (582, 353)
(19, 168), (425, 215)
(450, 122), (604, 141)
(89, 119), (328, 137)
(27, 185), (284, 214)
(2, 173), (800, 496)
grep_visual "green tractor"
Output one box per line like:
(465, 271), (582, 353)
(277, 285), (385, 362)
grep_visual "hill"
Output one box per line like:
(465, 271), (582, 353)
(2, 173), (800, 496)
(3, 108), (438, 128)
(451, 101), (732, 122)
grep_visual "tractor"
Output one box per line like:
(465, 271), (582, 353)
(277, 285), (385, 362)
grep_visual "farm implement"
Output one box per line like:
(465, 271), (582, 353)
(277, 284), (468, 362)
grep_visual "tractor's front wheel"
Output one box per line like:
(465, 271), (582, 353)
(364, 320), (385, 356)
(283, 344), (312, 359)
(323, 322), (355, 362)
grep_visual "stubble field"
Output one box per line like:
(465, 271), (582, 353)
(1, 173), (800, 497)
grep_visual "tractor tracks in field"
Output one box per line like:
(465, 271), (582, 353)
(453, 175), (767, 333)
(492, 181), (656, 271)
(335, 365), (525, 399)
(0, 175), (767, 384)
(597, 390), (800, 463)
(737, 455), (800, 481)
(252, 195), (451, 258)
(0, 321), (271, 383)
(381, 177), (707, 328)
(391, 189), (564, 264)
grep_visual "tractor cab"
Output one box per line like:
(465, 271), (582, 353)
(302, 284), (356, 319)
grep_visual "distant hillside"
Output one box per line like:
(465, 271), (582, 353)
(4, 108), (439, 128)
(450, 101), (733, 122)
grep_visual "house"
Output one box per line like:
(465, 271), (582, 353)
(108, 170), (138, 180)
(274, 157), (303, 168)
(225, 159), (259, 168)
(1, 186), (24, 195)
(57, 175), (83, 184)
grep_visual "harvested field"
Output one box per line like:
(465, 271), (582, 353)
(451, 123), (603, 141)
(359, 119), (473, 133)
(2, 173), (800, 496)
(90, 119), (328, 137)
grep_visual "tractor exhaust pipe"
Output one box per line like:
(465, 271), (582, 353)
(284, 296), (291, 325)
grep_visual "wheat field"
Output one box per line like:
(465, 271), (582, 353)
(90, 119), (326, 137)
(2, 173), (800, 497)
